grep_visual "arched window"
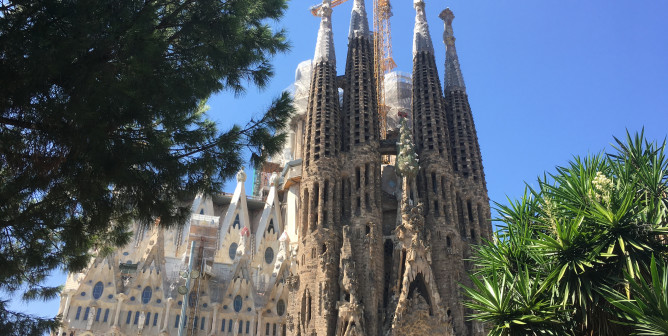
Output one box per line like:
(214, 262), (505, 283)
(92, 281), (104, 299)
(268, 219), (275, 233)
(83, 307), (90, 320)
(233, 214), (241, 229)
(103, 308), (110, 323)
(142, 286), (152, 304)
(229, 243), (238, 260)
(277, 299), (286, 316)
(75, 306), (82, 320)
(265, 247), (274, 264)
(145, 312), (151, 325)
(200, 209), (204, 215)
(233, 295), (243, 312)
(446, 236), (452, 247)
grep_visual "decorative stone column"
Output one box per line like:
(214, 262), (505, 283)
(138, 311), (146, 332)
(86, 306), (95, 330)
(111, 293), (126, 326)
(161, 297), (174, 331)
(256, 313), (263, 336)
(209, 303), (220, 335)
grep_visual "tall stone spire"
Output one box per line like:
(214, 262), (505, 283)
(440, 8), (466, 90)
(413, 0), (434, 55)
(438, 8), (492, 335)
(342, 0), (379, 152)
(314, 0), (335, 64)
(409, 2), (473, 334)
(338, 0), (384, 334)
(293, 1), (342, 335)
(411, 0), (449, 158)
(440, 7), (485, 185)
(348, 0), (369, 40)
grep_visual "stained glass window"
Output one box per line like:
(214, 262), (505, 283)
(265, 247), (274, 264)
(92, 281), (104, 299)
(234, 295), (243, 312)
(142, 286), (152, 304)
(277, 299), (286, 316)
(229, 243), (238, 260)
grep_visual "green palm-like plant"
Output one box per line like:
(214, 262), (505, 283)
(602, 255), (668, 335)
(462, 266), (569, 336)
(464, 131), (668, 336)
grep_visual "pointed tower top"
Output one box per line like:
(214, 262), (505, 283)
(413, 0), (434, 55)
(348, 0), (370, 40)
(439, 7), (466, 90)
(236, 167), (246, 182)
(314, 0), (336, 64)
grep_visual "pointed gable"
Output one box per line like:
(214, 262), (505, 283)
(255, 172), (284, 252)
(219, 168), (251, 247)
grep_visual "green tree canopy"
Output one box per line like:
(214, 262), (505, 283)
(463, 132), (668, 336)
(0, 0), (293, 333)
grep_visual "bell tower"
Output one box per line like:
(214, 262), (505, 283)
(339, 0), (384, 335)
(293, 1), (343, 335)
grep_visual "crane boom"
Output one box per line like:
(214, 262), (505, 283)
(310, 0), (350, 16)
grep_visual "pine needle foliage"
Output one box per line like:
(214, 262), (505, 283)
(464, 131), (668, 336)
(0, 0), (294, 333)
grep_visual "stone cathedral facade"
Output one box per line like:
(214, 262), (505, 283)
(54, 0), (491, 335)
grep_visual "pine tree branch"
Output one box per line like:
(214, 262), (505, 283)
(0, 117), (41, 130)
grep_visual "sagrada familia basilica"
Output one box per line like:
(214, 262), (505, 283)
(54, 0), (492, 335)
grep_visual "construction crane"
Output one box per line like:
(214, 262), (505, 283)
(373, 0), (396, 141)
(309, 0), (350, 16)
(309, 0), (395, 141)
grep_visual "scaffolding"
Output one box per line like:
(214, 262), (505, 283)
(373, 0), (396, 141)
(383, 71), (412, 132)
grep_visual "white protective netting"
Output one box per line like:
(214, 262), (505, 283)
(384, 71), (413, 132)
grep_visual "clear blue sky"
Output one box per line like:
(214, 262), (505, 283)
(14, 0), (668, 327)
